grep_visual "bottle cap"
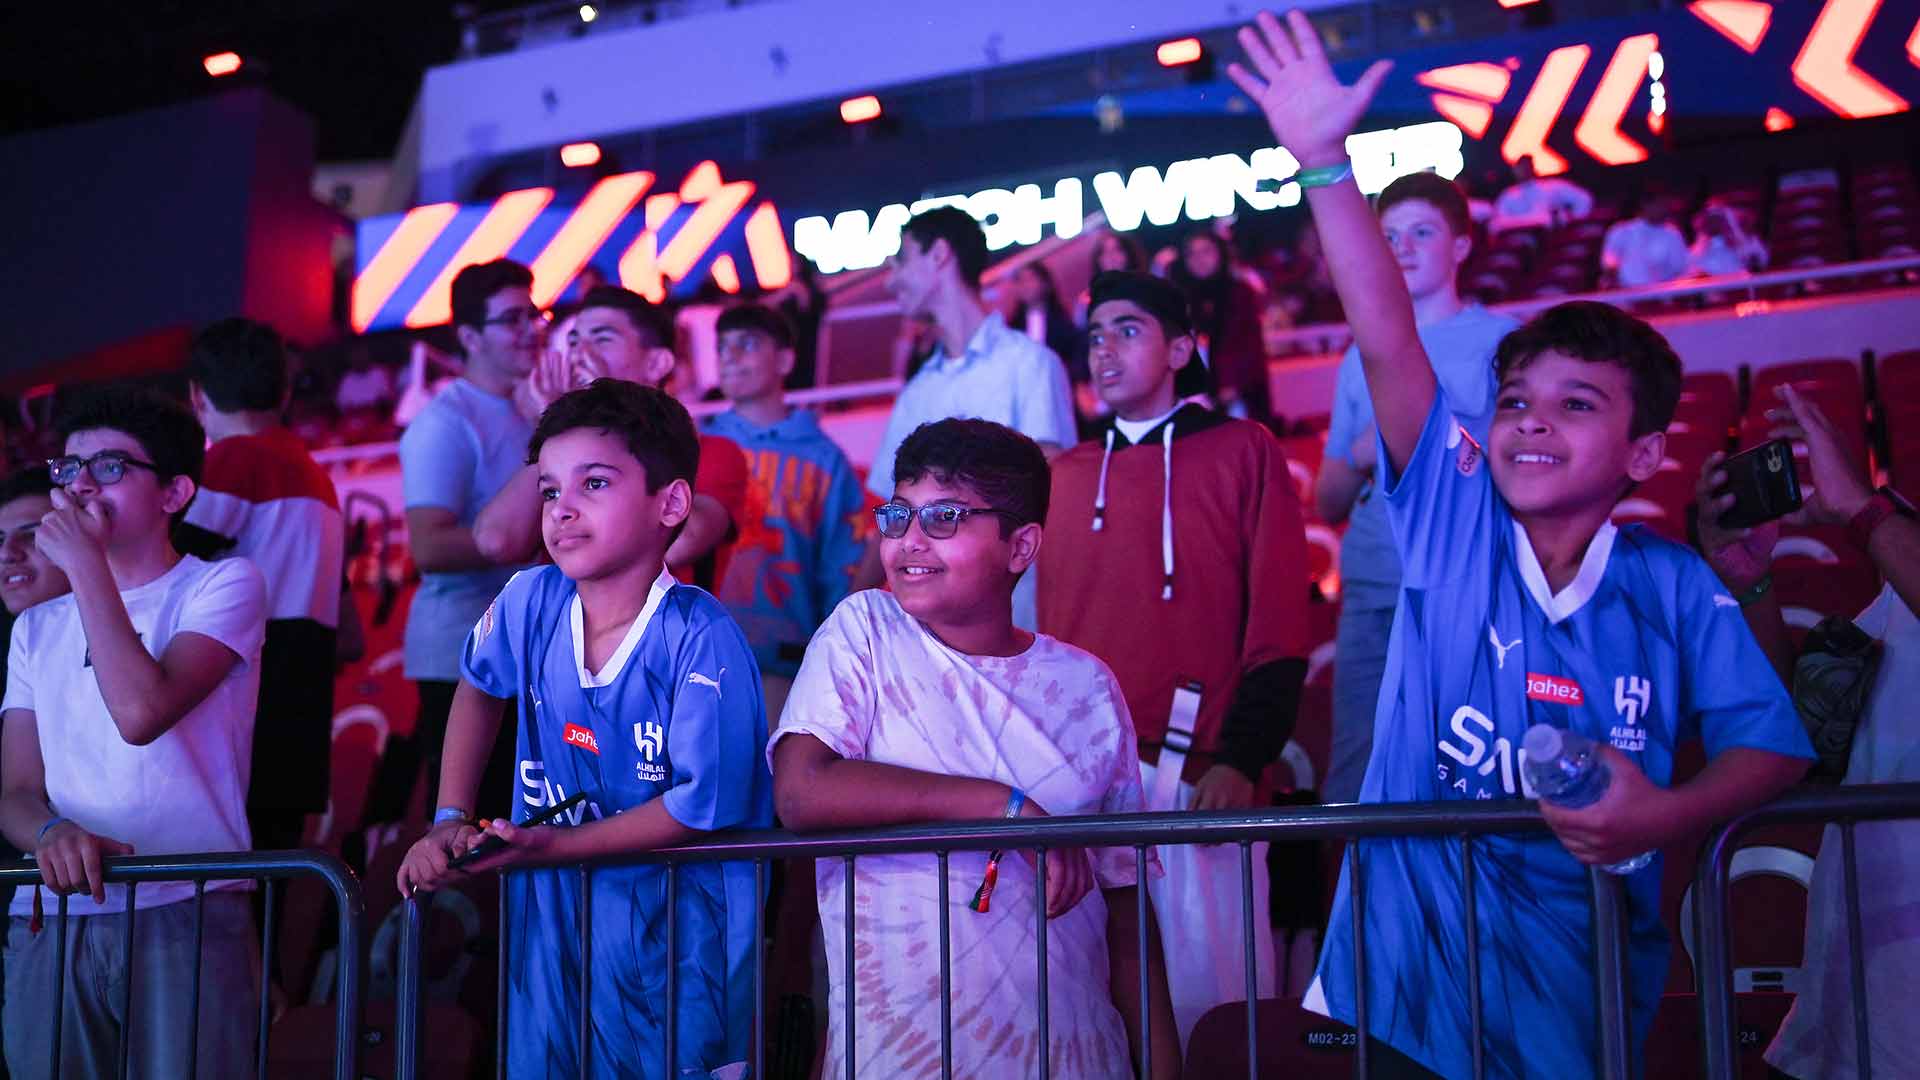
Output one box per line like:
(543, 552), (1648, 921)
(1523, 724), (1563, 761)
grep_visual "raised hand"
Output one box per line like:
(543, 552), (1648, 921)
(1769, 384), (1872, 523)
(1226, 10), (1393, 168)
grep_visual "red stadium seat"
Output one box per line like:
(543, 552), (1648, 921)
(1772, 553), (1881, 623)
(1643, 993), (1795, 1079)
(1183, 998), (1357, 1079)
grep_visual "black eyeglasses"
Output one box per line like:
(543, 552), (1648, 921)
(48, 452), (160, 488)
(481, 306), (547, 329)
(873, 501), (1022, 540)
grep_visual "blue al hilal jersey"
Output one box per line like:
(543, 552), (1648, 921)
(463, 566), (773, 1080)
(1308, 396), (1811, 1079)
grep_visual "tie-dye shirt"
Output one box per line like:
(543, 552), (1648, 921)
(772, 589), (1147, 1079)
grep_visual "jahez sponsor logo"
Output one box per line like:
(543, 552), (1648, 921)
(1526, 673), (1584, 706)
(563, 723), (600, 755)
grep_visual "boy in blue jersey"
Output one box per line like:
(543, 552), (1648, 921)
(397, 379), (772, 1080)
(1229, 12), (1811, 1078)
(702, 304), (871, 724)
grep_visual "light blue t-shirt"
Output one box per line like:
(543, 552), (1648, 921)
(463, 565), (771, 1079)
(1326, 305), (1517, 606)
(1307, 393), (1813, 1079)
(398, 378), (534, 681)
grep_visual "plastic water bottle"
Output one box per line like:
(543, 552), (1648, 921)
(1521, 724), (1655, 875)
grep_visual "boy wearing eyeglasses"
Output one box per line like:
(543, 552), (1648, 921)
(397, 380), (770, 1079)
(1036, 270), (1312, 1044)
(0, 384), (268, 1077)
(772, 418), (1179, 1079)
(701, 303), (872, 725)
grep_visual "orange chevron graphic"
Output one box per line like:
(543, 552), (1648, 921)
(352, 202), (457, 333)
(1575, 34), (1660, 165)
(1501, 44), (1590, 174)
(1765, 106), (1796, 129)
(404, 188), (553, 329)
(528, 172), (655, 308)
(1418, 61), (1514, 139)
(1792, 0), (1908, 118)
(1905, 12), (1919, 66)
(1417, 62), (1514, 101)
(1689, 0), (1774, 53)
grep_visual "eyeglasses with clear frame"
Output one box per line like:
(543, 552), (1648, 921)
(47, 451), (160, 488)
(872, 501), (1022, 540)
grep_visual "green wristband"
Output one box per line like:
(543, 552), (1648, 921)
(1295, 160), (1355, 189)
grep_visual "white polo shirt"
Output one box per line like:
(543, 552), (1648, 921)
(866, 311), (1076, 498)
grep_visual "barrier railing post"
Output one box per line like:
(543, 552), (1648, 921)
(1350, 844), (1369, 1080)
(117, 882), (137, 1080)
(1588, 869), (1632, 1080)
(580, 866), (595, 1080)
(1840, 823), (1872, 1080)
(1034, 843), (1049, 1080)
(754, 858), (767, 1080)
(1694, 826), (1740, 1080)
(1240, 842), (1257, 1080)
(1135, 845), (1150, 1080)
(1462, 837), (1483, 1080)
(396, 896), (423, 1080)
(937, 851), (952, 1080)
(257, 878), (278, 1080)
(842, 854), (855, 1080)
(187, 882), (206, 1080)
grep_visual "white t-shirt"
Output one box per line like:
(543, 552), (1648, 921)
(771, 590), (1147, 1079)
(1767, 584), (1920, 1079)
(3, 555), (268, 914)
(1602, 219), (1690, 287)
(1489, 177), (1594, 233)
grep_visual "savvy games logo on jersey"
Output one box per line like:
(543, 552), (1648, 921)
(517, 761), (600, 824)
(633, 721), (667, 783)
(1436, 705), (1540, 799)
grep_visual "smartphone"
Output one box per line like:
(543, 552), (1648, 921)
(1716, 438), (1803, 529)
(449, 792), (588, 870)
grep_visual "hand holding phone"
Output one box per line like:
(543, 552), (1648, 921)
(449, 792), (587, 870)
(1714, 438), (1803, 529)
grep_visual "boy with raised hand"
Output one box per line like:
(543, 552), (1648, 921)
(1318, 173), (1518, 803)
(397, 380), (771, 1080)
(702, 303), (871, 724)
(773, 418), (1179, 1080)
(0, 385), (268, 1078)
(1229, 11), (1812, 1077)
(474, 286), (749, 593)
(1035, 270), (1310, 1044)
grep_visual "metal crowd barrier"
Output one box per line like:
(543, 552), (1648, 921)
(1692, 782), (1920, 1080)
(391, 784), (1920, 1079)
(0, 850), (365, 1080)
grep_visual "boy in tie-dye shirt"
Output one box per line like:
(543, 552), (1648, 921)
(771, 418), (1178, 1079)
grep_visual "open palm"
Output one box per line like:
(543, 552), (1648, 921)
(1227, 10), (1392, 167)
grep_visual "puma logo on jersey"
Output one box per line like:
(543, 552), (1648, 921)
(1712, 594), (1739, 608)
(1488, 626), (1522, 670)
(686, 669), (724, 697)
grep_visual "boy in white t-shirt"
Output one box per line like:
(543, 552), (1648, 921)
(0, 385), (268, 1079)
(773, 418), (1178, 1079)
